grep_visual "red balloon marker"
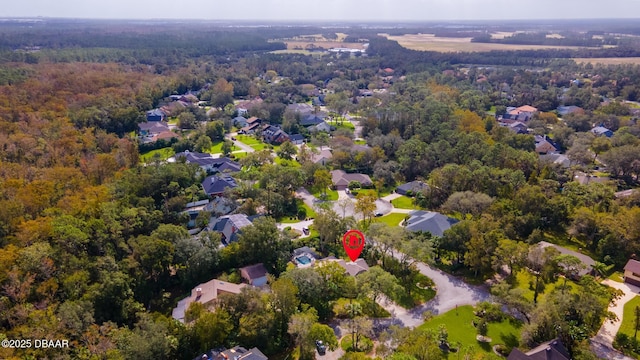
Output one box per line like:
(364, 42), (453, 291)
(342, 229), (365, 262)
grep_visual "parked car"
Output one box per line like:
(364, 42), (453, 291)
(315, 340), (326, 355)
(231, 136), (237, 141)
(374, 211), (383, 217)
(302, 227), (310, 235)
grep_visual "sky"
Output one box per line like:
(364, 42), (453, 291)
(3, 0), (640, 21)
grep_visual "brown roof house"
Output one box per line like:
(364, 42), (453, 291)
(317, 256), (370, 277)
(240, 263), (269, 287)
(172, 279), (246, 323)
(624, 259), (640, 287)
(330, 170), (373, 190)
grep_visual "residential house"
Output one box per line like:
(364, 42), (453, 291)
(507, 339), (570, 360)
(504, 105), (538, 122)
(573, 171), (611, 185)
(624, 259), (640, 287)
(396, 181), (429, 196)
(176, 152), (241, 173)
(195, 346), (268, 360)
(240, 263), (268, 287)
(183, 199), (210, 228)
(235, 98), (263, 116)
(138, 121), (176, 144)
(262, 125), (290, 144)
(540, 153), (571, 168)
(405, 211), (458, 236)
(310, 121), (332, 133)
(202, 174), (238, 197)
(138, 121), (170, 137)
(240, 122), (261, 134)
(312, 95), (326, 106)
(311, 148), (333, 165)
(209, 213), (256, 244)
(508, 121), (529, 134)
(146, 108), (166, 122)
(203, 196), (236, 217)
(287, 103), (314, 116)
(289, 134), (305, 145)
(591, 126), (614, 138)
(615, 189), (637, 198)
(239, 116), (263, 133)
(317, 256), (370, 276)
(538, 241), (594, 278)
(172, 279), (246, 322)
(534, 135), (560, 155)
(556, 105), (583, 117)
(233, 116), (248, 128)
(300, 114), (325, 127)
(330, 170), (373, 190)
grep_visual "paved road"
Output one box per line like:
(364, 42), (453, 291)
(346, 114), (363, 140)
(225, 133), (255, 153)
(277, 219), (314, 237)
(590, 279), (640, 360)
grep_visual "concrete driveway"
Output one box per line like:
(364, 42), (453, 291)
(590, 279), (640, 359)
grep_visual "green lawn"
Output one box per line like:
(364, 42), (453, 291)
(140, 147), (175, 163)
(609, 272), (624, 283)
(391, 195), (419, 210)
(354, 139), (367, 145)
(208, 140), (224, 154)
(275, 157), (301, 167)
(618, 296), (640, 338)
(350, 189), (378, 198)
(230, 151), (247, 160)
(420, 305), (522, 356)
(167, 116), (178, 125)
(373, 213), (408, 227)
(513, 269), (579, 303)
(236, 134), (262, 145)
(327, 119), (355, 130)
(312, 188), (339, 201)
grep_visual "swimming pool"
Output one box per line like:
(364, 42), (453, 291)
(295, 255), (312, 265)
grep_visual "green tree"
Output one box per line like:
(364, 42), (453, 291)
(192, 310), (234, 353)
(492, 239), (529, 276)
(205, 120), (225, 142)
(288, 310), (319, 360)
(356, 266), (402, 315)
(276, 140), (298, 160)
(238, 217), (291, 274)
(221, 140), (233, 156)
(555, 254), (585, 292)
(313, 168), (333, 199)
(355, 192), (377, 227)
(178, 111), (197, 129)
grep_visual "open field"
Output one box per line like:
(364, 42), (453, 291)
(573, 57), (640, 65)
(282, 41), (366, 51)
(382, 33), (597, 53)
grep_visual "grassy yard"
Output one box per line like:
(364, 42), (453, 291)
(391, 195), (419, 210)
(512, 269), (579, 303)
(350, 189), (378, 198)
(275, 157), (301, 167)
(208, 140), (224, 154)
(140, 147), (175, 163)
(373, 213), (408, 227)
(230, 151), (247, 160)
(420, 305), (523, 357)
(236, 134), (262, 145)
(312, 188), (339, 201)
(618, 295), (640, 338)
(327, 119), (355, 130)
(609, 272), (624, 283)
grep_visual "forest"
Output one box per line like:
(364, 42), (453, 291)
(2, 18), (640, 360)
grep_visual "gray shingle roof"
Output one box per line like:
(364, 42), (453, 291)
(405, 211), (458, 236)
(202, 175), (238, 195)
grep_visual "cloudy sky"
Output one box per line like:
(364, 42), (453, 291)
(3, 0), (640, 21)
